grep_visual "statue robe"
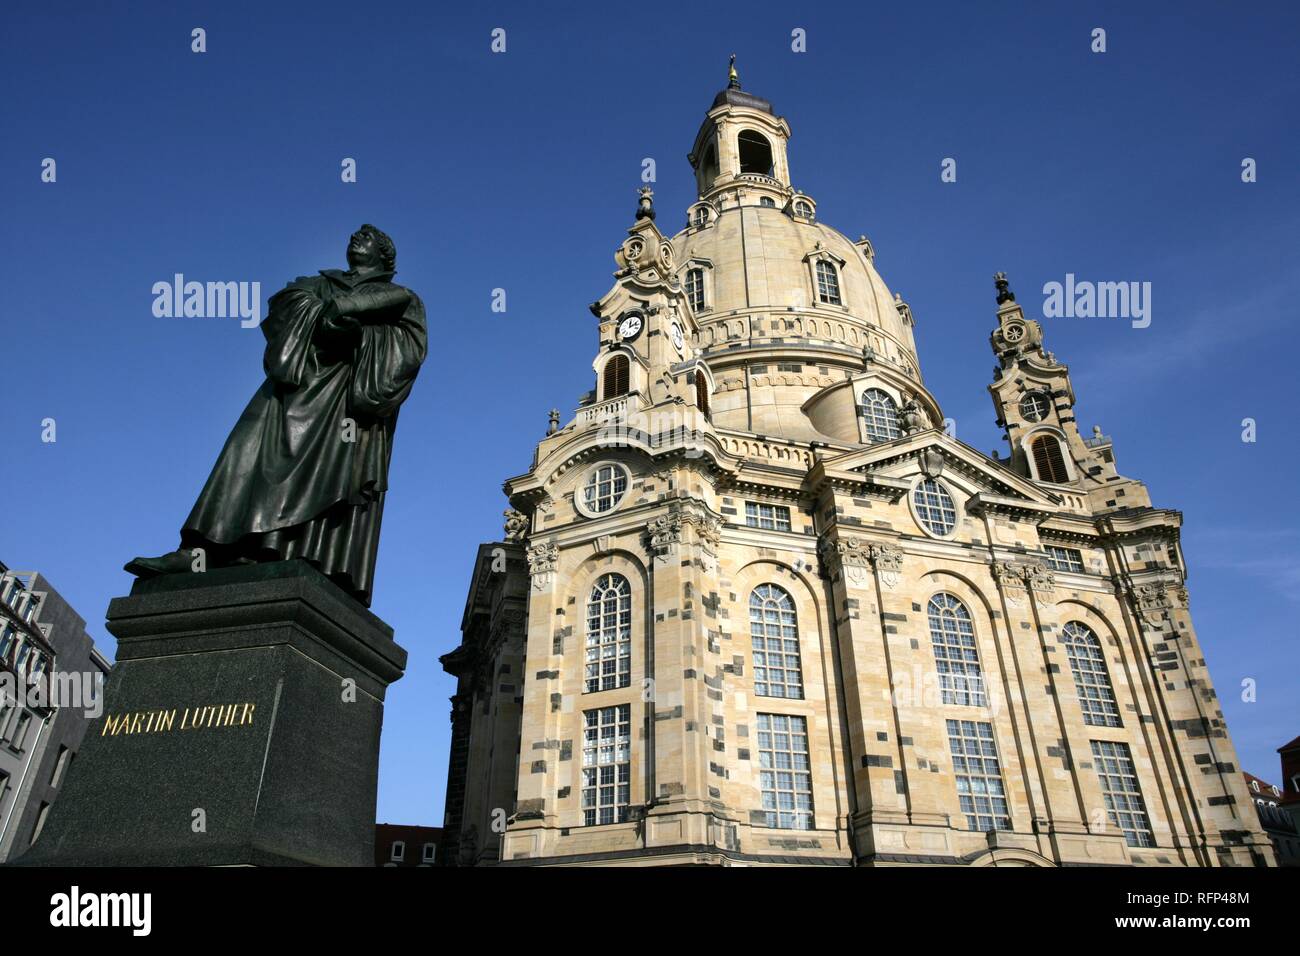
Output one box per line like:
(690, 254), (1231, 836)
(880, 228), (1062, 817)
(181, 268), (427, 606)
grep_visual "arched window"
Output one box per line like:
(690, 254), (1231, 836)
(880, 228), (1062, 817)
(794, 200), (813, 218)
(912, 478), (957, 536)
(737, 130), (773, 176)
(602, 354), (629, 400)
(692, 206), (711, 226)
(684, 268), (705, 312)
(927, 593), (986, 707)
(695, 372), (710, 420)
(815, 260), (841, 305)
(586, 574), (631, 692)
(1031, 434), (1070, 483)
(1062, 621), (1120, 727)
(750, 584), (803, 699)
(860, 388), (900, 443)
(759, 196), (776, 208)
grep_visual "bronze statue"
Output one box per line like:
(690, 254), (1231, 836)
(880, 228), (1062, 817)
(126, 225), (427, 606)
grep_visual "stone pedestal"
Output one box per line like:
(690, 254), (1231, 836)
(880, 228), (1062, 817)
(14, 560), (406, 867)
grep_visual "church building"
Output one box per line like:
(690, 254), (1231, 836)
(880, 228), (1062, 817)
(439, 65), (1273, 867)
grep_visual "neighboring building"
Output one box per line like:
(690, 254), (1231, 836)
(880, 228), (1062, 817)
(1243, 772), (1299, 866)
(1279, 735), (1300, 818)
(375, 823), (442, 866)
(439, 66), (1274, 867)
(0, 563), (111, 861)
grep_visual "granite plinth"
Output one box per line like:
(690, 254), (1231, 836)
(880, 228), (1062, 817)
(12, 560), (406, 867)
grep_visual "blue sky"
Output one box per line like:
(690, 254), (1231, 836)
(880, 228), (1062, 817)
(3, 1), (1297, 825)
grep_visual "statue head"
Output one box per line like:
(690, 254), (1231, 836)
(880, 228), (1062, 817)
(347, 224), (397, 273)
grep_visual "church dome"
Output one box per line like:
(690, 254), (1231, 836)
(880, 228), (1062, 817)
(670, 205), (918, 359)
(668, 195), (930, 442)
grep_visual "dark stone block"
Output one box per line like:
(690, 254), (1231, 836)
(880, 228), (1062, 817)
(14, 561), (405, 868)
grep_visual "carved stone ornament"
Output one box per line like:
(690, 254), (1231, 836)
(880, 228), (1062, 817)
(818, 534), (872, 588)
(870, 543), (904, 589)
(503, 509), (529, 542)
(526, 541), (559, 592)
(646, 500), (721, 561)
(1025, 562), (1056, 604)
(648, 511), (683, 554)
(898, 395), (929, 435)
(921, 448), (945, 478)
(1129, 580), (1182, 630)
(993, 560), (1029, 607)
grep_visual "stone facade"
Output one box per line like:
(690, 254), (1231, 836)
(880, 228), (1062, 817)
(439, 72), (1274, 867)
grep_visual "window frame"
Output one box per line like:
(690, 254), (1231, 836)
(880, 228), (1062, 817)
(946, 718), (1012, 832)
(584, 573), (632, 694)
(1044, 545), (1085, 573)
(814, 259), (842, 306)
(743, 501), (792, 532)
(755, 712), (814, 830)
(860, 388), (901, 444)
(601, 353), (630, 400)
(581, 703), (632, 826)
(910, 477), (959, 539)
(927, 593), (987, 708)
(1063, 621), (1121, 728)
(1090, 740), (1155, 847)
(1028, 431), (1071, 483)
(749, 584), (804, 700)
(1019, 391), (1052, 422)
(574, 461), (631, 519)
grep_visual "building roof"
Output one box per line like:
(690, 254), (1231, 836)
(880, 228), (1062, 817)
(710, 86), (774, 114)
(1243, 771), (1283, 801)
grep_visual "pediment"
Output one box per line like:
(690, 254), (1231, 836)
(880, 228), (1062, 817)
(813, 431), (1062, 517)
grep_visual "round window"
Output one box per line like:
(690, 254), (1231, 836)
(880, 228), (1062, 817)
(579, 463), (630, 516)
(911, 478), (957, 537)
(1020, 392), (1051, 423)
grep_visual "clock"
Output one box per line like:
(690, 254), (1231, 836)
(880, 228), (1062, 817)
(670, 322), (685, 352)
(617, 312), (643, 342)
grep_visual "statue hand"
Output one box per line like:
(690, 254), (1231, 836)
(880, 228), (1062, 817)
(317, 312), (362, 351)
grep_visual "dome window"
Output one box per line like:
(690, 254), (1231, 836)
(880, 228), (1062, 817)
(861, 389), (901, 444)
(692, 206), (711, 226)
(815, 260), (841, 305)
(794, 200), (814, 218)
(737, 130), (773, 177)
(685, 268), (705, 312)
(759, 196), (775, 208)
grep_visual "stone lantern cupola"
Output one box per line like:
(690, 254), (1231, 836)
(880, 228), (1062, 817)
(688, 57), (793, 207)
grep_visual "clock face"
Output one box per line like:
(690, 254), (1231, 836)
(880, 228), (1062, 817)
(617, 313), (643, 341)
(670, 322), (685, 352)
